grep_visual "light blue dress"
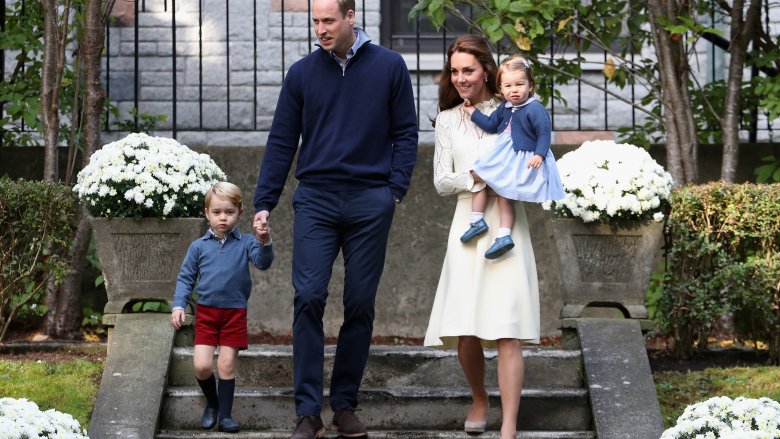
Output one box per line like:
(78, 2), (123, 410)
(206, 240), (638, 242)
(472, 99), (565, 203)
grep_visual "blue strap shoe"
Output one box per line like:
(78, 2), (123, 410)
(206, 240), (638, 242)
(460, 218), (489, 242)
(200, 407), (218, 429)
(485, 235), (515, 259)
(218, 417), (240, 433)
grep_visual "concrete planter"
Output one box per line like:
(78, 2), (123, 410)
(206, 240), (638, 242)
(90, 217), (205, 315)
(551, 218), (663, 319)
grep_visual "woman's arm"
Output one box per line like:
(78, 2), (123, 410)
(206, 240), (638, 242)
(433, 113), (485, 196)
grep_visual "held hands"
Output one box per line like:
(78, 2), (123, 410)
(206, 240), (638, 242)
(462, 99), (475, 116)
(171, 309), (185, 330)
(253, 210), (271, 245)
(527, 154), (543, 170)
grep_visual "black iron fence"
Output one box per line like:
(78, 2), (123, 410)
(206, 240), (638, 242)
(1, 0), (777, 143)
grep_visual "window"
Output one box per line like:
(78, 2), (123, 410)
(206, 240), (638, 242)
(380, 0), (471, 53)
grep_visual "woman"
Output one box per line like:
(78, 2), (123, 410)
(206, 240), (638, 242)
(424, 35), (540, 439)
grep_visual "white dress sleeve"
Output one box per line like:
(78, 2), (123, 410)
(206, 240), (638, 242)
(433, 112), (482, 196)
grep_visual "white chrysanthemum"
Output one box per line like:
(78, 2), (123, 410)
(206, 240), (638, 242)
(0, 397), (89, 438)
(74, 133), (226, 218)
(661, 396), (780, 439)
(544, 139), (674, 224)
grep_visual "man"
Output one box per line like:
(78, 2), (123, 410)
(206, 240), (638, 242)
(252, 0), (418, 437)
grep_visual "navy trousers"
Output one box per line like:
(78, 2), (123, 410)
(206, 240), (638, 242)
(291, 185), (396, 416)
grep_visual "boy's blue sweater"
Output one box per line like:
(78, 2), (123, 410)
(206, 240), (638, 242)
(253, 42), (418, 213)
(173, 228), (274, 310)
(471, 99), (552, 157)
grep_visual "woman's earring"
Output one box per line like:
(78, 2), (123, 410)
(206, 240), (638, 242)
(484, 76), (488, 83)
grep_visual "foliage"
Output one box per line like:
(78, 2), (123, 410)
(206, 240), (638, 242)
(0, 1), (164, 151)
(110, 107), (168, 135)
(660, 396), (780, 438)
(755, 156), (780, 184)
(0, 178), (76, 342)
(128, 300), (171, 313)
(0, 359), (103, 430)
(410, 1), (779, 161)
(0, 0), (48, 146)
(658, 183), (780, 360)
(0, 0), (91, 148)
(0, 397), (89, 438)
(73, 133), (226, 218)
(542, 140), (674, 225)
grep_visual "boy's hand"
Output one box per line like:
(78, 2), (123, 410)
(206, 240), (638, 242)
(253, 210), (271, 245)
(171, 309), (185, 330)
(528, 154), (543, 170)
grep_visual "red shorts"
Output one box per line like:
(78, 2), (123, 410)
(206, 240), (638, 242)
(194, 304), (248, 349)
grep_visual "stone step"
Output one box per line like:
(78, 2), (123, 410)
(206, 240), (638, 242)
(160, 387), (591, 431)
(168, 345), (583, 389)
(157, 430), (596, 438)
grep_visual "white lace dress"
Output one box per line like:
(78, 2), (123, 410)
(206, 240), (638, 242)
(424, 98), (541, 349)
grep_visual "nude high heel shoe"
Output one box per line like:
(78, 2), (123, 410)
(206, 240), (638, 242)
(464, 419), (487, 434)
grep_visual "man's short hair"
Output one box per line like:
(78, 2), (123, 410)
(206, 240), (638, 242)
(337, 0), (355, 17)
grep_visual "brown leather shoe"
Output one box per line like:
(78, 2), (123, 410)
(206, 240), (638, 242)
(290, 415), (325, 439)
(331, 408), (368, 437)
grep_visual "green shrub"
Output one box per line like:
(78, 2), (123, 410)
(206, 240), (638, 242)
(0, 178), (76, 341)
(658, 182), (780, 360)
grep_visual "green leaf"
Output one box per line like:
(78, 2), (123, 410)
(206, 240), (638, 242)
(495, 0), (511, 12)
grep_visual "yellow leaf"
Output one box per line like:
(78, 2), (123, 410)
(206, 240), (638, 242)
(514, 18), (525, 34)
(514, 35), (531, 51)
(603, 57), (615, 80)
(757, 340), (769, 350)
(558, 16), (573, 31)
(84, 333), (101, 342)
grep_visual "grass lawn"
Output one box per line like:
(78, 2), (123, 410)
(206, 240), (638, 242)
(0, 358), (104, 429)
(655, 366), (780, 428)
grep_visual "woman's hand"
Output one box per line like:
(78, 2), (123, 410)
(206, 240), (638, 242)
(527, 154), (543, 170)
(470, 170), (484, 183)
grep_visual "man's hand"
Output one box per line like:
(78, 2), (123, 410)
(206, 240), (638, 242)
(254, 210), (271, 244)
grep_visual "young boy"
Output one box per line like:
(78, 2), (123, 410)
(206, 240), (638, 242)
(171, 181), (273, 433)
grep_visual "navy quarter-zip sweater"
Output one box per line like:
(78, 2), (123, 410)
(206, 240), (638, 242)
(253, 42), (419, 213)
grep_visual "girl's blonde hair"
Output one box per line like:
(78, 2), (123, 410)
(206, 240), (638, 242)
(205, 182), (243, 209)
(497, 54), (535, 97)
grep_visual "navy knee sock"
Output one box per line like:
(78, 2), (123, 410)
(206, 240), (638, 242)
(218, 378), (236, 420)
(196, 374), (219, 409)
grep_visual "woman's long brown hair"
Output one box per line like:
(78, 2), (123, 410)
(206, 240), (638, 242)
(437, 35), (499, 114)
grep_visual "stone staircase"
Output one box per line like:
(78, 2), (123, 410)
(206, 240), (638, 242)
(155, 339), (595, 438)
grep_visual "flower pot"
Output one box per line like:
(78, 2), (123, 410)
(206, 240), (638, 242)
(90, 217), (206, 314)
(551, 218), (663, 319)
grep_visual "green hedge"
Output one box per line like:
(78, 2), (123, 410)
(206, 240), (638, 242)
(0, 178), (76, 341)
(658, 182), (780, 361)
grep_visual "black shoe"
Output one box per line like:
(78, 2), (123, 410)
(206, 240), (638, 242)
(200, 407), (218, 429)
(291, 415), (326, 439)
(332, 408), (368, 437)
(218, 417), (241, 433)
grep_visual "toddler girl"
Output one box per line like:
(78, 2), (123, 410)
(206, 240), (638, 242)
(461, 54), (564, 259)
